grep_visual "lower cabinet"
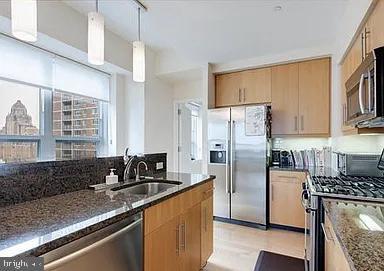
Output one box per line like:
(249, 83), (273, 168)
(324, 213), (351, 271)
(269, 170), (307, 229)
(144, 216), (181, 271)
(144, 181), (214, 271)
(200, 195), (213, 268)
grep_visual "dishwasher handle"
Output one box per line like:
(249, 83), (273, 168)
(44, 218), (142, 271)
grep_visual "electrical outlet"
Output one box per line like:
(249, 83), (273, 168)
(156, 162), (164, 170)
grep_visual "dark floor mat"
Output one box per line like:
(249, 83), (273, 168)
(254, 250), (306, 271)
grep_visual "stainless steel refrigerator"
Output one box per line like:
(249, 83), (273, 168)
(208, 105), (270, 226)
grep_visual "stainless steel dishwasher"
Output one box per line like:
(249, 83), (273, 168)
(43, 212), (142, 271)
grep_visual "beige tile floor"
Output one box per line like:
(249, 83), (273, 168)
(203, 221), (305, 271)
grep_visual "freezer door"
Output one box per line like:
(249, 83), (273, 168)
(208, 108), (230, 219)
(230, 106), (267, 225)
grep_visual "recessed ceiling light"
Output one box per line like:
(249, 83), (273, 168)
(274, 6), (282, 12)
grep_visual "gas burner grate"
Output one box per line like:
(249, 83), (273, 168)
(311, 175), (384, 199)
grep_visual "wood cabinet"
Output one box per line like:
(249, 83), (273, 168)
(216, 72), (243, 107)
(180, 204), (201, 271)
(339, 1), (384, 135)
(324, 213), (351, 271)
(298, 58), (330, 135)
(144, 180), (214, 271)
(215, 68), (271, 107)
(200, 195), (213, 268)
(144, 216), (181, 271)
(241, 68), (272, 105)
(368, 0), (384, 52)
(271, 63), (299, 135)
(271, 58), (330, 136)
(269, 170), (307, 229)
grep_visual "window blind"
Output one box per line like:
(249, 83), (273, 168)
(0, 35), (53, 89)
(0, 35), (110, 102)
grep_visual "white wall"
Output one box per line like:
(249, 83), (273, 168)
(144, 49), (175, 170)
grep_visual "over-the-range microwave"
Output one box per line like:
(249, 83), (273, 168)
(345, 46), (384, 128)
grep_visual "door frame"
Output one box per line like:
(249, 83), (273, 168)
(173, 99), (203, 173)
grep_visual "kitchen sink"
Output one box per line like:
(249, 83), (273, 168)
(111, 180), (182, 196)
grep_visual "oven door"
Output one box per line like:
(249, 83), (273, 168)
(346, 54), (376, 126)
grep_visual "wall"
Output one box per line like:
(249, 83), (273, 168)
(144, 49), (175, 171)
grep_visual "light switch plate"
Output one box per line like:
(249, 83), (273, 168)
(156, 162), (164, 170)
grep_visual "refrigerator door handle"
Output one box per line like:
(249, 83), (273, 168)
(226, 121), (231, 194)
(230, 120), (235, 194)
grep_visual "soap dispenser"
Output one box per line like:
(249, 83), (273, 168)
(106, 169), (118, 185)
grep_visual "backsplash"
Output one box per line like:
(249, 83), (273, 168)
(272, 137), (330, 150)
(0, 153), (167, 207)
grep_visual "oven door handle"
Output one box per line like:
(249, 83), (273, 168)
(358, 73), (365, 114)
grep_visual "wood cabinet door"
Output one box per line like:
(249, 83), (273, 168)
(144, 216), (181, 271)
(324, 214), (351, 271)
(180, 204), (201, 271)
(298, 58), (330, 136)
(241, 68), (272, 104)
(200, 196), (213, 268)
(215, 73), (242, 107)
(271, 63), (299, 135)
(269, 171), (306, 228)
(368, 0), (384, 51)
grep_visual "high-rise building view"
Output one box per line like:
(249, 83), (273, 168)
(53, 91), (99, 160)
(0, 100), (38, 163)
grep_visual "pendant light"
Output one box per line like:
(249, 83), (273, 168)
(133, 7), (145, 83)
(88, 0), (104, 66)
(11, 0), (37, 42)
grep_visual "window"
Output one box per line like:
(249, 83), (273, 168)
(189, 103), (202, 161)
(0, 80), (40, 163)
(0, 35), (110, 163)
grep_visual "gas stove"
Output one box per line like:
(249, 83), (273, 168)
(309, 175), (384, 202)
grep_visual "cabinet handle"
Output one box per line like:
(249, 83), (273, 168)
(243, 88), (246, 102)
(271, 184), (274, 201)
(204, 207), (207, 232)
(182, 222), (186, 251)
(300, 116), (304, 131)
(238, 88), (241, 103)
(321, 223), (334, 243)
(176, 225), (180, 255)
(342, 104), (347, 125)
(365, 27), (371, 57)
(294, 116), (298, 131)
(361, 32), (365, 61)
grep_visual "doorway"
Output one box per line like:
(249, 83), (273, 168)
(175, 101), (203, 174)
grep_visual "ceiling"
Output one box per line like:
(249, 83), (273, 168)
(65, 0), (350, 65)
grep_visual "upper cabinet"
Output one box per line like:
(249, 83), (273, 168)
(241, 68), (272, 105)
(215, 72), (243, 107)
(215, 58), (330, 137)
(215, 68), (271, 107)
(298, 58), (330, 135)
(340, 0), (384, 135)
(271, 63), (299, 135)
(271, 58), (330, 136)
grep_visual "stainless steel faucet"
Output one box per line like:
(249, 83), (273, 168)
(136, 161), (148, 181)
(123, 154), (137, 182)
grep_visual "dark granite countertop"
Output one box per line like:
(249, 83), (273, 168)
(270, 165), (339, 177)
(0, 172), (215, 257)
(323, 199), (384, 271)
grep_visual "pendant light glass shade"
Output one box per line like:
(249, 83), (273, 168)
(88, 12), (104, 66)
(133, 40), (145, 82)
(11, 0), (37, 42)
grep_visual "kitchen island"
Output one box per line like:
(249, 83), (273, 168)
(0, 172), (215, 270)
